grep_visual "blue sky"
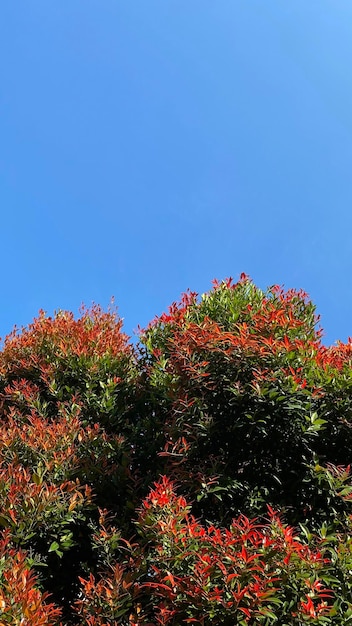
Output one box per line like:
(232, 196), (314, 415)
(1, 1), (352, 345)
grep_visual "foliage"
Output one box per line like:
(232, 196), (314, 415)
(0, 278), (352, 623)
(0, 530), (62, 625)
(140, 275), (352, 528)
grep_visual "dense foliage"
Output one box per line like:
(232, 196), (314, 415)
(1, 276), (352, 624)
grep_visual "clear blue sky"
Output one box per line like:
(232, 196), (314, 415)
(1, 1), (352, 345)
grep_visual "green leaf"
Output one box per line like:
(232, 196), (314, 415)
(32, 473), (41, 485)
(48, 541), (63, 556)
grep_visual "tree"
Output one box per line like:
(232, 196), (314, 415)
(0, 276), (352, 623)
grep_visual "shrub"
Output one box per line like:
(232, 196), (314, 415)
(140, 276), (352, 528)
(0, 277), (351, 623)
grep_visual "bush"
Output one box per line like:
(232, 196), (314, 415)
(140, 276), (352, 529)
(0, 279), (352, 623)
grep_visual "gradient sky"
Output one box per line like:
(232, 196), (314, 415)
(1, 1), (352, 346)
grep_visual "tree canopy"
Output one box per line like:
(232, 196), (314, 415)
(1, 275), (352, 624)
